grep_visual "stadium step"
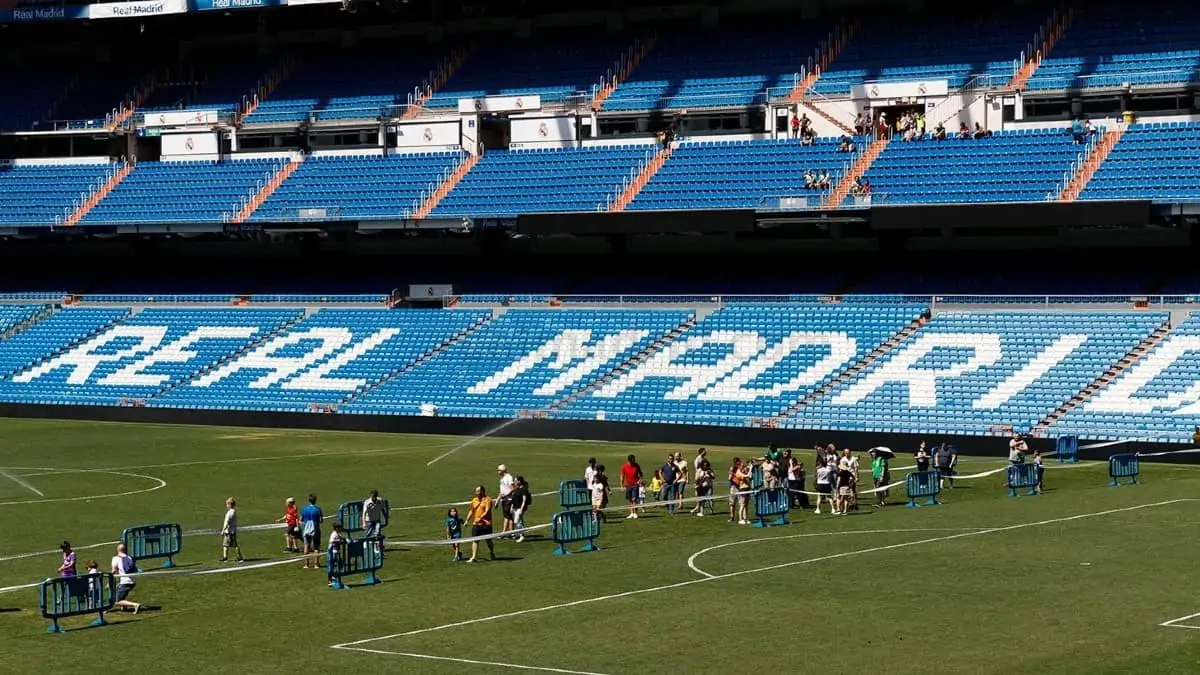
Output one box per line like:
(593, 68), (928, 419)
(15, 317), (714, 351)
(1057, 125), (1125, 202)
(773, 313), (928, 421)
(591, 34), (657, 111)
(787, 16), (859, 103)
(608, 144), (673, 212)
(1033, 319), (1174, 433)
(231, 158), (303, 223)
(63, 162), (134, 226)
(238, 55), (304, 124)
(545, 314), (699, 414)
(338, 314), (496, 409)
(799, 98), (856, 136)
(1008, 2), (1077, 91)
(413, 153), (480, 219)
(403, 45), (473, 120)
(822, 137), (888, 208)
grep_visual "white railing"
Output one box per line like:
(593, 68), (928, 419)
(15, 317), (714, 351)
(1047, 126), (1104, 200)
(601, 146), (658, 211)
(448, 293), (1197, 308)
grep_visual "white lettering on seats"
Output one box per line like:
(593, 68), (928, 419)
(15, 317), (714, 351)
(592, 331), (766, 400)
(971, 334), (1088, 410)
(829, 333), (1003, 407)
(1086, 336), (1200, 414)
(283, 328), (399, 391)
(191, 327), (356, 389)
(698, 332), (858, 401)
(466, 329), (649, 397)
(98, 326), (260, 387)
(12, 325), (170, 385)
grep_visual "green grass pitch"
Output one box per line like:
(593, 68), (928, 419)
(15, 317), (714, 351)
(1, 418), (1199, 674)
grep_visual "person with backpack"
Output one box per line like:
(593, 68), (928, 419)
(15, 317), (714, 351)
(110, 543), (142, 613)
(300, 493), (324, 570)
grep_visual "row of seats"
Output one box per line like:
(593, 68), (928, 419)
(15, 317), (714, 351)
(6, 5), (1200, 131)
(1, 304), (1197, 441)
(4, 121), (1193, 225)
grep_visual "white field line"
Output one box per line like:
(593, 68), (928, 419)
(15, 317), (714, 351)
(0, 468), (166, 508)
(330, 499), (1194, 649)
(0, 467), (43, 496)
(1158, 611), (1200, 630)
(330, 647), (615, 675)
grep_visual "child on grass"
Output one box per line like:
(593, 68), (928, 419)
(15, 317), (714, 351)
(446, 507), (464, 562)
(649, 469), (664, 505)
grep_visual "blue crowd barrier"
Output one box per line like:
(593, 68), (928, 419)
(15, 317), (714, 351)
(1007, 463), (1039, 497)
(1108, 453), (1140, 486)
(750, 465), (765, 490)
(121, 523), (183, 568)
(904, 470), (942, 507)
(1056, 436), (1080, 463)
(550, 509), (600, 555)
(337, 499), (390, 537)
(327, 538), (384, 590)
(40, 573), (116, 633)
(557, 479), (591, 510)
(752, 487), (790, 528)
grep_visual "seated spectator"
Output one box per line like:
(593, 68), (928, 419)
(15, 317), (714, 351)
(804, 169), (816, 189)
(972, 122), (991, 139)
(839, 135), (854, 153)
(917, 113), (926, 138)
(801, 128), (816, 146)
(932, 122), (946, 141)
(816, 170), (831, 190)
(958, 122), (971, 140)
(1071, 118), (1085, 144)
(1083, 118), (1096, 139)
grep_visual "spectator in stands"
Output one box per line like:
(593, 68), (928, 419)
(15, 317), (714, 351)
(277, 497), (300, 553)
(932, 122), (947, 141)
(816, 170), (831, 190)
(620, 454), (643, 520)
(497, 464), (516, 538)
(1083, 118), (1096, 139)
(917, 113), (926, 138)
(839, 135), (855, 153)
(972, 123), (991, 139)
(958, 122), (971, 140)
(799, 113), (811, 135)
(801, 127), (816, 146)
(877, 113), (891, 140)
(790, 114), (801, 140)
(935, 443), (958, 488)
(854, 111), (869, 136)
(804, 169), (816, 189)
(1071, 118), (1085, 143)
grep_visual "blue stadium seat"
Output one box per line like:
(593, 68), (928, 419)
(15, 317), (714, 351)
(0, 163), (115, 225)
(79, 159), (285, 225)
(1079, 122), (1200, 202)
(252, 153), (464, 221)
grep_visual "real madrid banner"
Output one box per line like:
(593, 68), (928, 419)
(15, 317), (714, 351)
(143, 110), (222, 128)
(457, 95), (542, 115)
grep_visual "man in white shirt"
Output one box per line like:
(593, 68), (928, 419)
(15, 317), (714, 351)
(497, 464), (516, 538)
(362, 489), (386, 555)
(220, 497), (244, 563)
(584, 457), (597, 488)
(110, 543), (142, 613)
(1009, 435), (1029, 464)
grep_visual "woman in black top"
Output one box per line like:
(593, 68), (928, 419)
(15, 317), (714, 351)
(915, 441), (931, 473)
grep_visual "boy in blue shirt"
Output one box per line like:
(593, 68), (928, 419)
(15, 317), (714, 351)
(445, 507), (464, 562)
(299, 493), (324, 570)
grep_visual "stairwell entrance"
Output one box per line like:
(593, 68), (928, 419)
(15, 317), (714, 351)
(871, 104), (924, 139)
(479, 114), (511, 152)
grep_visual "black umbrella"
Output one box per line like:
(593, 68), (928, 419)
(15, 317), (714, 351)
(868, 446), (896, 459)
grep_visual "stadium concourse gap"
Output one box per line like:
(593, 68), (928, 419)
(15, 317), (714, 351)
(329, 499), (1197, 670)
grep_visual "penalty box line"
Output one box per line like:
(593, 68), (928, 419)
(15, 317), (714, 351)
(1159, 611), (1200, 630)
(330, 498), (1195, 656)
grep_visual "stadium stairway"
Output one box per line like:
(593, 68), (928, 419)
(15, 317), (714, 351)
(237, 55), (304, 124)
(824, 137), (887, 208)
(413, 153), (480, 219)
(608, 144), (673, 212)
(63, 163), (133, 226)
(591, 35), (657, 111)
(546, 314), (698, 414)
(1056, 125), (1124, 201)
(798, 97), (856, 136)
(1009, 4), (1077, 91)
(402, 45), (473, 120)
(1032, 316), (1173, 434)
(232, 158), (304, 223)
(337, 313), (494, 409)
(787, 17), (859, 103)
(774, 312), (928, 420)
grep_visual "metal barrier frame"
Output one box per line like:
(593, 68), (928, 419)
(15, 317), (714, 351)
(1108, 453), (1140, 486)
(550, 509), (601, 555)
(1007, 463), (1040, 497)
(121, 523), (184, 568)
(905, 470), (943, 507)
(39, 573), (117, 633)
